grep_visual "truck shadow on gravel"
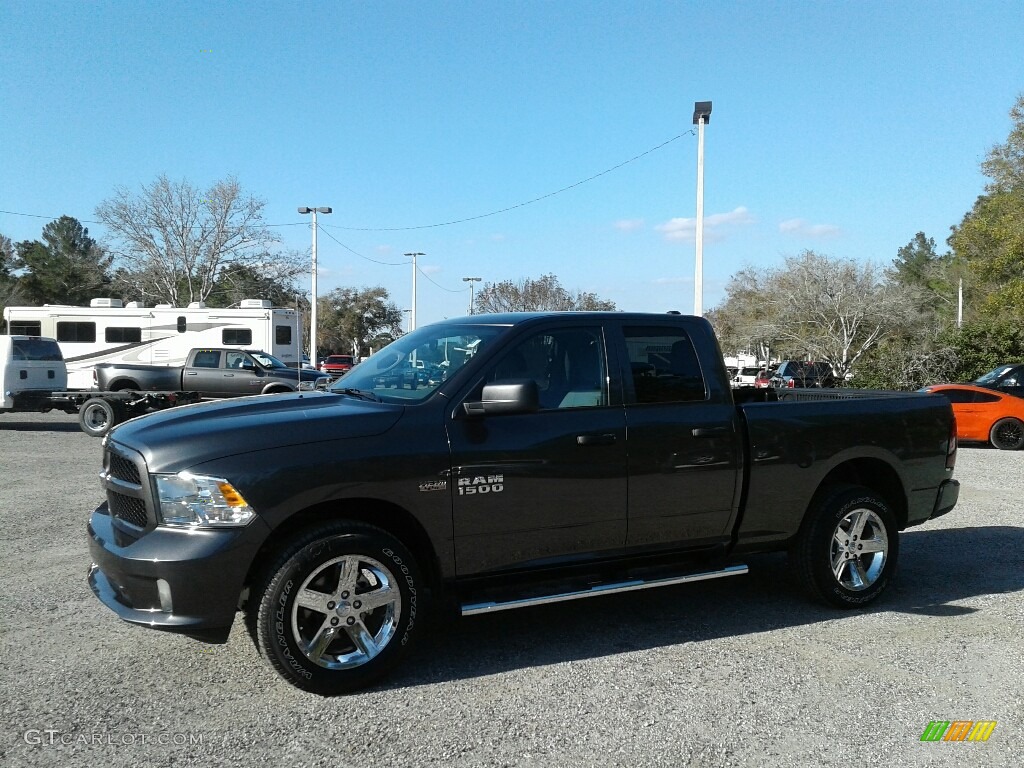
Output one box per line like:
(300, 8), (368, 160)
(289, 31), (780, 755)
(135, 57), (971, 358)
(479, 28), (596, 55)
(0, 419), (80, 433)
(389, 525), (1024, 689)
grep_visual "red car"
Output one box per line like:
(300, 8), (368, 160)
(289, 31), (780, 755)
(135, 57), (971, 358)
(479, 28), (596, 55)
(921, 383), (1024, 450)
(754, 368), (774, 389)
(319, 355), (355, 378)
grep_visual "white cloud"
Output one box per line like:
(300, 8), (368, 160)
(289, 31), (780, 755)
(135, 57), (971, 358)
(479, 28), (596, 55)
(778, 218), (841, 238)
(613, 218), (645, 232)
(652, 276), (692, 286)
(656, 206), (753, 242)
(420, 264), (442, 275)
(375, 245), (394, 254)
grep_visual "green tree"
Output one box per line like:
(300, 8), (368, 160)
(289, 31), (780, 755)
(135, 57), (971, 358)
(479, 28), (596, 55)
(949, 93), (1024, 321)
(981, 93), (1024, 192)
(318, 286), (404, 358)
(1, 233), (24, 329)
(942, 319), (1024, 382)
(96, 174), (303, 306)
(14, 216), (113, 305)
(890, 232), (956, 314)
(475, 273), (616, 313)
(205, 263), (305, 308)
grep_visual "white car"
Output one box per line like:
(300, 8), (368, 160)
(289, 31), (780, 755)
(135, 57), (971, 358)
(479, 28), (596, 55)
(731, 366), (760, 388)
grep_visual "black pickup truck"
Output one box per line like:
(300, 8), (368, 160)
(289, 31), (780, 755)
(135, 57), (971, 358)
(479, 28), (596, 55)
(94, 347), (330, 397)
(87, 312), (960, 694)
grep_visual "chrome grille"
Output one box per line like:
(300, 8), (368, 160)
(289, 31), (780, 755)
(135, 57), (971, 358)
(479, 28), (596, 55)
(109, 491), (148, 528)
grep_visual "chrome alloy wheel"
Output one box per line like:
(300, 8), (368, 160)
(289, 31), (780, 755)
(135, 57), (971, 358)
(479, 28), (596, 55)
(829, 508), (888, 591)
(290, 555), (402, 670)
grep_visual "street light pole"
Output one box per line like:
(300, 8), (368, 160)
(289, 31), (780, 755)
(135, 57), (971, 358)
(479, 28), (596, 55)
(404, 252), (424, 331)
(298, 206), (332, 363)
(692, 101), (712, 317)
(462, 276), (481, 314)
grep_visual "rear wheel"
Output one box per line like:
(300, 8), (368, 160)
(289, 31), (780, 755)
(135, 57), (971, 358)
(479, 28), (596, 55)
(252, 520), (425, 694)
(78, 398), (124, 438)
(792, 485), (898, 608)
(990, 418), (1024, 450)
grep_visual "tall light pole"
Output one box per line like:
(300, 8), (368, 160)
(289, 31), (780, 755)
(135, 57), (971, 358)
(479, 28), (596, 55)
(404, 252), (424, 331)
(462, 276), (481, 314)
(298, 206), (331, 363)
(692, 101), (712, 317)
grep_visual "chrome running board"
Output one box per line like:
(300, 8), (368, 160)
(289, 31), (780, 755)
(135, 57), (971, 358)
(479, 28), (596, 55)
(461, 564), (748, 616)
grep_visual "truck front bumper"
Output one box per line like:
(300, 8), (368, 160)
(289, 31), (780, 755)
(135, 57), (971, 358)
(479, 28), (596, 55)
(87, 502), (271, 642)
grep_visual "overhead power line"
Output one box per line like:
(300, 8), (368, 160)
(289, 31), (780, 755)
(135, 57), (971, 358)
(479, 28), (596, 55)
(323, 130), (696, 232)
(1, 129), (695, 234)
(318, 226), (468, 294)
(316, 226), (411, 266)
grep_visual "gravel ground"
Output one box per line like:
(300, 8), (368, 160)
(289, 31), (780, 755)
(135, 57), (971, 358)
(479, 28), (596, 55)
(1, 410), (1021, 768)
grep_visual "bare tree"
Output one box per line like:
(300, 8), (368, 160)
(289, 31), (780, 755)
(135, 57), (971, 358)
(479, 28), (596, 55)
(475, 273), (616, 313)
(96, 175), (302, 305)
(708, 266), (781, 364)
(766, 251), (913, 379)
(712, 251), (913, 380)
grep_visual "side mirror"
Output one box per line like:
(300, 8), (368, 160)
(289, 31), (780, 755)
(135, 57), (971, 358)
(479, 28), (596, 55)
(463, 379), (539, 416)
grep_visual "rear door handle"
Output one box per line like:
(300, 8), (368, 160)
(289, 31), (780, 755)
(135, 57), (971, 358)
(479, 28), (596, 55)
(692, 426), (730, 438)
(577, 434), (616, 446)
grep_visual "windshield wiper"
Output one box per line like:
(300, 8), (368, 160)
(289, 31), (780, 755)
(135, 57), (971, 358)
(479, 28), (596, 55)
(334, 387), (380, 402)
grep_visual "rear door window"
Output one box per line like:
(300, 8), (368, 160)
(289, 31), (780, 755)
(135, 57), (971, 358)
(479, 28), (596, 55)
(622, 326), (707, 403)
(191, 351), (222, 368)
(12, 338), (63, 361)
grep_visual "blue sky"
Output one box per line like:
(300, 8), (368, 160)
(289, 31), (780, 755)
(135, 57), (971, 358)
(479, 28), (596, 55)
(2, 0), (1022, 326)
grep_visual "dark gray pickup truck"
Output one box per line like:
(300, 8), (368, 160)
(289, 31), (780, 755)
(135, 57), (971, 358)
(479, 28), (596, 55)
(94, 347), (330, 397)
(87, 312), (960, 694)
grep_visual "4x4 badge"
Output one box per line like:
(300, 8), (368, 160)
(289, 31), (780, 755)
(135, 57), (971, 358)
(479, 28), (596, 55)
(418, 480), (447, 493)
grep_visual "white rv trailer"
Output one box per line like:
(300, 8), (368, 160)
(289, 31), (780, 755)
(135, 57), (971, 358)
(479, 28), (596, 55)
(2, 298), (303, 390)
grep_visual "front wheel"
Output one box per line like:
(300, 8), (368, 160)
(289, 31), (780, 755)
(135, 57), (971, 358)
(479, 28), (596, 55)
(791, 485), (898, 608)
(252, 520), (425, 694)
(990, 418), (1024, 450)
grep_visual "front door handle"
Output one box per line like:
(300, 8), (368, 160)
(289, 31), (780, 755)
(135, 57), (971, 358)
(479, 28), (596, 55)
(691, 426), (730, 438)
(577, 434), (616, 446)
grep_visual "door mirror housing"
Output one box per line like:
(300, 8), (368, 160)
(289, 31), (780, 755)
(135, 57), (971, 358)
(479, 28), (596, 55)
(464, 379), (540, 416)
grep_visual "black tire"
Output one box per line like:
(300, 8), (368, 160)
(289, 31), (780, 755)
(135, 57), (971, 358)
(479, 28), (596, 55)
(791, 485), (898, 609)
(78, 398), (122, 438)
(252, 520), (425, 694)
(990, 417), (1024, 450)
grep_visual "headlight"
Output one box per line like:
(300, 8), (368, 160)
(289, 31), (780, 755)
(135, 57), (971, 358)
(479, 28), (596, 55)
(298, 380), (317, 391)
(154, 472), (256, 527)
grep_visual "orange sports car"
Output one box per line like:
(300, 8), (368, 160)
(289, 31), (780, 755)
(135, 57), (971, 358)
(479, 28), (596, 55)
(921, 383), (1024, 450)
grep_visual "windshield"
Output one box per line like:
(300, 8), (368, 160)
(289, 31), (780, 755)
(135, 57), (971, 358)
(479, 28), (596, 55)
(975, 365), (1014, 384)
(250, 351), (288, 369)
(329, 322), (506, 403)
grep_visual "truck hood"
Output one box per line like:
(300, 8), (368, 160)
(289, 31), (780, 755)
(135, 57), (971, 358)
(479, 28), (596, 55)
(108, 391), (404, 472)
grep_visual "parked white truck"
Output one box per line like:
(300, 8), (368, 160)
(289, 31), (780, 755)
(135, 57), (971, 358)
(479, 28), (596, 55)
(1, 335), (199, 436)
